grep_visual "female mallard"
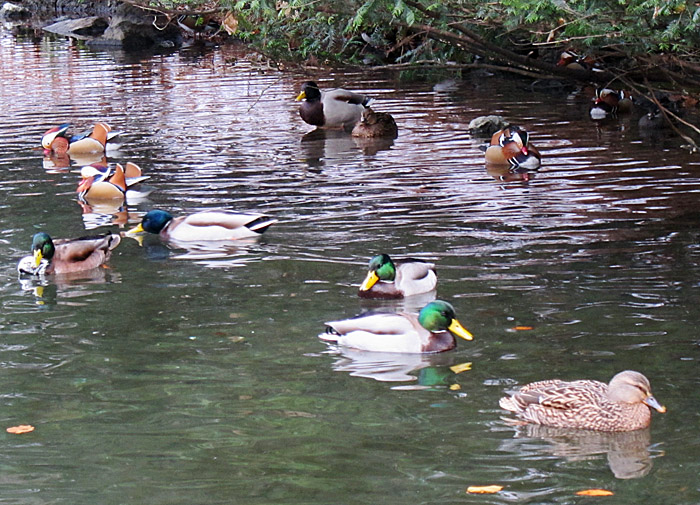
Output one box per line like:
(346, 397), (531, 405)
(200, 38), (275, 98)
(126, 209), (277, 242)
(17, 232), (121, 275)
(358, 254), (437, 299)
(499, 370), (666, 432)
(485, 126), (541, 170)
(351, 107), (398, 138)
(296, 81), (373, 129)
(320, 300), (473, 353)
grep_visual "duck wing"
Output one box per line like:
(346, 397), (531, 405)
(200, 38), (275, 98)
(324, 88), (373, 107)
(502, 379), (607, 413)
(322, 313), (427, 353)
(51, 234), (121, 273)
(394, 260), (437, 296)
(170, 211), (277, 241)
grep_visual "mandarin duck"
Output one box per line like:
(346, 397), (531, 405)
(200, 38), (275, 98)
(296, 81), (374, 129)
(590, 88), (634, 120)
(358, 254), (437, 299)
(42, 122), (120, 156)
(320, 300), (473, 354)
(17, 232), (121, 276)
(485, 126), (541, 170)
(499, 370), (666, 432)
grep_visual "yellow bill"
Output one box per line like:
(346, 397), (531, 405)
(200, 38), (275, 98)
(33, 249), (43, 268)
(126, 223), (145, 235)
(295, 91), (306, 101)
(359, 271), (379, 291)
(448, 318), (473, 341)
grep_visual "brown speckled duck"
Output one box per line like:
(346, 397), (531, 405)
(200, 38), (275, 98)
(499, 370), (666, 432)
(351, 107), (398, 138)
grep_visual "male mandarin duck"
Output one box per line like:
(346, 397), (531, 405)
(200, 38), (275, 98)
(320, 300), (473, 354)
(485, 126), (541, 170)
(556, 50), (599, 71)
(126, 209), (278, 242)
(589, 88), (634, 120)
(351, 107), (398, 138)
(42, 122), (119, 156)
(77, 163), (128, 201)
(296, 81), (374, 129)
(358, 254), (437, 299)
(17, 232), (121, 276)
(499, 370), (666, 432)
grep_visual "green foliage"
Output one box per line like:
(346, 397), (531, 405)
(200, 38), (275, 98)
(145, 0), (700, 63)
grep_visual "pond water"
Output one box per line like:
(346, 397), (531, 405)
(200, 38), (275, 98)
(1, 27), (700, 504)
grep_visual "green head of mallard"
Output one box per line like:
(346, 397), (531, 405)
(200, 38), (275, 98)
(296, 81), (321, 102)
(418, 300), (473, 341)
(127, 209), (174, 235)
(359, 253), (396, 291)
(31, 232), (55, 267)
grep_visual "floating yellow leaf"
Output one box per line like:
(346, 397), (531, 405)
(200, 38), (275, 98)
(449, 384), (461, 391)
(576, 489), (614, 496)
(450, 362), (472, 374)
(6, 425), (35, 434)
(467, 485), (503, 494)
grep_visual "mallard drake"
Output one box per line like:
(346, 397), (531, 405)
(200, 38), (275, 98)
(351, 107), (398, 138)
(126, 209), (278, 242)
(485, 126), (541, 170)
(320, 300), (473, 353)
(590, 88), (634, 120)
(358, 254), (437, 299)
(296, 81), (374, 129)
(499, 370), (666, 432)
(17, 232), (121, 276)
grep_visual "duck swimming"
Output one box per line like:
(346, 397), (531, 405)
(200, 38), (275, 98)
(589, 88), (634, 120)
(351, 107), (398, 138)
(42, 122), (117, 156)
(358, 254), (437, 299)
(485, 126), (541, 170)
(499, 370), (666, 432)
(126, 209), (278, 242)
(296, 81), (374, 129)
(320, 300), (473, 353)
(17, 232), (121, 276)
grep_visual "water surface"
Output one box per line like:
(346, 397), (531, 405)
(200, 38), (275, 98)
(1, 28), (700, 504)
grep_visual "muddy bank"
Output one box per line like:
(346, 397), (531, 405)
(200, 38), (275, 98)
(1, 0), (182, 49)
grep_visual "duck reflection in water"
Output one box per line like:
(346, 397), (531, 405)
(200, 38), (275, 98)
(486, 163), (535, 184)
(299, 128), (394, 168)
(498, 424), (657, 479)
(19, 266), (122, 306)
(324, 346), (462, 384)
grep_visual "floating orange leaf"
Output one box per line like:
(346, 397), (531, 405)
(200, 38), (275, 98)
(450, 362), (472, 374)
(6, 425), (35, 434)
(576, 489), (614, 496)
(512, 326), (534, 331)
(467, 485), (503, 494)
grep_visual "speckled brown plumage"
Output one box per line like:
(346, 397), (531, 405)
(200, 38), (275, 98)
(499, 371), (666, 432)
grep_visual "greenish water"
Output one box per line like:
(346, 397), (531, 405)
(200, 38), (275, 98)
(1, 29), (700, 504)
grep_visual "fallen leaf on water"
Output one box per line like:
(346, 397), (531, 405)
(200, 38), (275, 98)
(576, 489), (614, 496)
(467, 485), (503, 494)
(450, 362), (472, 374)
(449, 384), (461, 391)
(512, 326), (534, 331)
(6, 425), (35, 434)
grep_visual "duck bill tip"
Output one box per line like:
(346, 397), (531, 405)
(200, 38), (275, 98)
(449, 319), (473, 341)
(295, 91), (306, 101)
(125, 224), (145, 235)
